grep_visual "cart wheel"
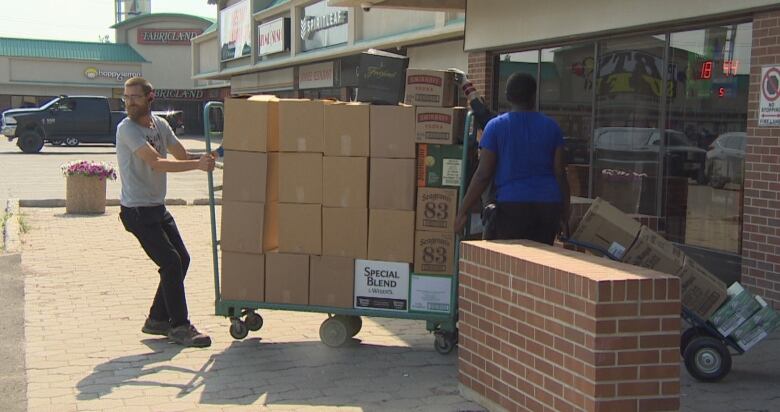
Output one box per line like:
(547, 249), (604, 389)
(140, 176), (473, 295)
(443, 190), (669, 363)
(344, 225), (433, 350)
(245, 312), (263, 331)
(334, 315), (362, 337)
(683, 336), (732, 382)
(229, 318), (249, 340)
(320, 316), (349, 348)
(680, 327), (706, 355)
(434, 330), (458, 355)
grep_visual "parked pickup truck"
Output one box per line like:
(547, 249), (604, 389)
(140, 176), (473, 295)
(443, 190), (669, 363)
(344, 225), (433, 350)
(1, 95), (183, 153)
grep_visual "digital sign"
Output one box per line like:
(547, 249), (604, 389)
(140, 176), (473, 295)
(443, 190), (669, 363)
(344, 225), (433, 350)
(698, 59), (740, 79)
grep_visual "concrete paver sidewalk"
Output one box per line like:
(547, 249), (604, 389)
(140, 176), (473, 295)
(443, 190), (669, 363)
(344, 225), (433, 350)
(20, 206), (483, 412)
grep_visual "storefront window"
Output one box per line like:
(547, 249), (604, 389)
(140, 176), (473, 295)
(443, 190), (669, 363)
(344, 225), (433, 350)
(539, 44), (596, 197)
(495, 50), (539, 112)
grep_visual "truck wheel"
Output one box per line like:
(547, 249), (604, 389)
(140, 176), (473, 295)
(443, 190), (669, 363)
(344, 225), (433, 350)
(64, 137), (80, 147)
(17, 131), (44, 153)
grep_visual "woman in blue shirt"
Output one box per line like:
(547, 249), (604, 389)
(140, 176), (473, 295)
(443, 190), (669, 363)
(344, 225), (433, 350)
(455, 73), (570, 245)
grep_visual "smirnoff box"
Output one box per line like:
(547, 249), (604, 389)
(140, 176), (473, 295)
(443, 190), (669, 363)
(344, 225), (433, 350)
(354, 259), (410, 312)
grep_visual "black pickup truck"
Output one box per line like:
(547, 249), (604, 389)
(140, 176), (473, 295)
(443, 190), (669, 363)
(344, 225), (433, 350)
(1, 96), (183, 153)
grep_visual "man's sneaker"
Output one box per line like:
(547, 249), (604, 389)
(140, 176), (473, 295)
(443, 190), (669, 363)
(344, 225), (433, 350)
(142, 317), (170, 336)
(168, 324), (212, 348)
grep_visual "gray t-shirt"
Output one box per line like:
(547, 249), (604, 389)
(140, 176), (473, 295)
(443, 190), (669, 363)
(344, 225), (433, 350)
(116, 115), (179, 207)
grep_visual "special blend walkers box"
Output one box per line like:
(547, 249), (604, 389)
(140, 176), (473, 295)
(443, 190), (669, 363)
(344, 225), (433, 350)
(354, 259), (410, 311)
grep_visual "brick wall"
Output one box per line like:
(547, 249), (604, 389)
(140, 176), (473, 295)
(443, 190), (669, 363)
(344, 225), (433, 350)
(459, 240), (681, 412)
(468, 51), (495, 109)
(742, 9), (780, 309)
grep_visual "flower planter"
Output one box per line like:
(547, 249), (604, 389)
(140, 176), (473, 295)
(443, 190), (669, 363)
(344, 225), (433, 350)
(66, 175), (107, 214)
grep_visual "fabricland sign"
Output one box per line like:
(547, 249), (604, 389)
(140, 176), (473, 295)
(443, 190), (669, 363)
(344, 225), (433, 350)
(137, 29), (204, 45)
(84, 67), (142, 82)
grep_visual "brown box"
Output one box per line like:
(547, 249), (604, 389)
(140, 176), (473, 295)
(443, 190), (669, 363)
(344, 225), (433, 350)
(278, 153), (322, 204)
(677, 257), (729, 320)
(323, 207), (367, 258)
(370, 105), (416, 158)
(324, 102), (370, 156)
(265, 252), (309, 305)
(220, 201), (278, 253)
(415, 106), (466, 144)
(221, 252), (265, 302)
(369, 158), (416, 210)
(223, 96), (279, 152)
(622, 226), (686, 275)
(278, 99), (324, 152)
(404, 69), (458, 107)
(310, 255), (355, 308)
(413, 231), (455, 275)
(571, 197), (641, 258)
(368, 209), (415, 263)
(222, 151), (278, 203)
(278, 203), (321, 255)
(416, 187), (458, 232)
(323, 157), (368, 208)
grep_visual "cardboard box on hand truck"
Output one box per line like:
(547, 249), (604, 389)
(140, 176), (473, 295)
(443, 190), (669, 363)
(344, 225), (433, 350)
(570, 197), (641, 258)
(709, 282), (762, 336)
(676, 257), (729, 320)
(732, 296), (780, 351)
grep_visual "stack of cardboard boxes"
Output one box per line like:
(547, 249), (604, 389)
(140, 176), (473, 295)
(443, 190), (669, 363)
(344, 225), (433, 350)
(571, 198), (779, 351)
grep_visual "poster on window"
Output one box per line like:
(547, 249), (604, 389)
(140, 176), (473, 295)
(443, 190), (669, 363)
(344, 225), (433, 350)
(220, 0), (251, 61)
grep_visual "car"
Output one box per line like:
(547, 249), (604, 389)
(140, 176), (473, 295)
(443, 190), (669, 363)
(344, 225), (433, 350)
(593, 127), (707, 183)
(706, 132), (746, 188)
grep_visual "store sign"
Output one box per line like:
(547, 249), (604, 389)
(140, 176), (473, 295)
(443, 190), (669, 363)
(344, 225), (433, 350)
(137, 29), (203, 45)
(154, 89), (206, 100)
(219, 0), (251, 61)
(298, 61), (336, 89)
(759, 65), (780, 127)
(84, 67), (142, 82)
(257, 18), (290, 56)
(300, 1), (348, 52)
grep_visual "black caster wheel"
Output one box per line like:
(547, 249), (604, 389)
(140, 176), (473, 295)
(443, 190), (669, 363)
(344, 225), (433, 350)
(320, 316), (350, 348)
(434, 330), (458, 355)
(334, 315), (361, 337)
(683, 336), (732, 382)
(245, 312), (263, 331)
(229, 318), (249, 340)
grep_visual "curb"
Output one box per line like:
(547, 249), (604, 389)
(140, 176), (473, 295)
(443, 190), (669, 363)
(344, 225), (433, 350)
(3, 199), (21, 254)
(18, 198), (221, 208)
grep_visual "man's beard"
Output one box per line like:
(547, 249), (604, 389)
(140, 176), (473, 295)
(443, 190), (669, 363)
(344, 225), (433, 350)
(127, 103), (149, 121)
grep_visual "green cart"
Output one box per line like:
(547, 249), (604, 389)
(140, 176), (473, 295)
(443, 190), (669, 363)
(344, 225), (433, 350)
(203, 101), (479, 353)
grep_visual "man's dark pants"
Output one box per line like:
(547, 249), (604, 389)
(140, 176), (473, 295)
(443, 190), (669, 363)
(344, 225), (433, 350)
(119, 205), (190, 327)
(489, 202), (562, 245)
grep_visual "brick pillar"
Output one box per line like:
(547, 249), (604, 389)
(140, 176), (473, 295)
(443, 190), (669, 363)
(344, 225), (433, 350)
(459, 240), (681, 412)
(742, 9), (780, 309)
(468, 51), (495, 109)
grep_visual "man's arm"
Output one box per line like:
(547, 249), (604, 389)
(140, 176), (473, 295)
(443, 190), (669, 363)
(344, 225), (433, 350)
(455, 149), (497, 233)
(135, 143), (214, 173)
(168, 139), (199, 161)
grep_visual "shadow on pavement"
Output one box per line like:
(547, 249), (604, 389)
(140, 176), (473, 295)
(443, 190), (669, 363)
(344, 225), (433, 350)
(12, 151), (117, 156)
(76, 335), (466, 409)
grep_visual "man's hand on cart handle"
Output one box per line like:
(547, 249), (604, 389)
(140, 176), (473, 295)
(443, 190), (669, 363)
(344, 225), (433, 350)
(454, 211), (468, 235)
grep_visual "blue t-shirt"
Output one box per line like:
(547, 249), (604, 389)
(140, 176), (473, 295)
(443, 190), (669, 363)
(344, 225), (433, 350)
(479, 112), (564, 203)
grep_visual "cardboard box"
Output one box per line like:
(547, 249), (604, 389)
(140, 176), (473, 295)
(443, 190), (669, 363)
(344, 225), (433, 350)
(265, 252), (309, 304)
(416, 144), (463, 188)
(278, 203), (321, 255)
(369, 158), (416, 210)
(415, 107), (466, 144)
(222, 151), (278, 203)
(368, 209), (415, 263)
(676, 258), (729, 320)
(354, 259), (410, 311)
(342, 49), (409, 105)
(310, 255), (355, 308)
(736, 318), (780, 351)
(709, 282), (762, 336)
(278, 99), (323, 152)
(622, 226), (685, 275)
(324, 103), (370, 156)
(370, 105), (416, 158)
(323, 157), (368, 208)
(278, 153), (322, 203)
(414, 231), (455, 275)
(570, 197), (642, 258)
(416, 187), (458, 232)
(410, 274), (452, 314)
(732, 296), (778, 340)
(221, 201), (278, 253)
(223, 96), (279, 152)
(221, 252), (265, 302)
(404, 69), (458, 107)
(322, 207), (367, 258)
